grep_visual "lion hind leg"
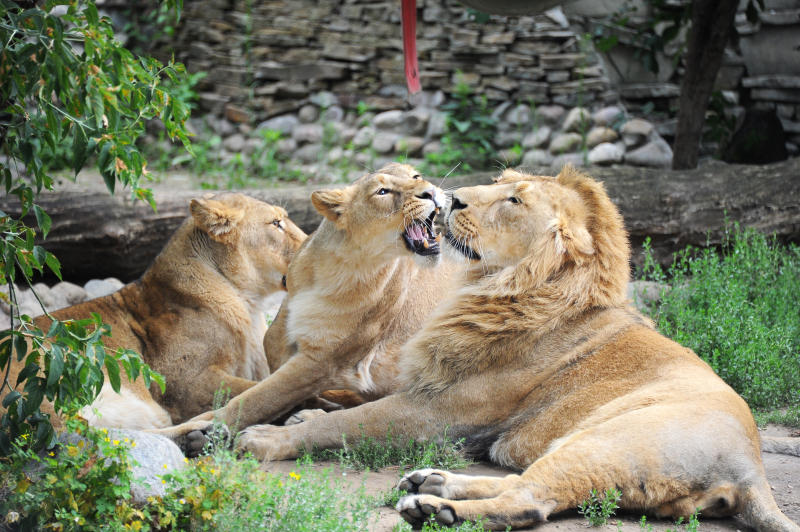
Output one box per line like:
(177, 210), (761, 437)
(397, 489), (557, 530)
(82, 382), (172, 431)
(739, 483), (800, 532)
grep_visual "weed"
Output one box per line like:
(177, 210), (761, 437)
(302, 427), (471, 471)
(641, 225), (800, 410)
(380, 487), (407, 507)
(393, 516), (491, 531)
(753, 406), (800, 428)
(578, 488), (622, 526)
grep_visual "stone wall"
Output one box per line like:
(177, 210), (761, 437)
(100, 0), (799, 171)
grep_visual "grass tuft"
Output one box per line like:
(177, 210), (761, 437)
(302, 427), (472, 471)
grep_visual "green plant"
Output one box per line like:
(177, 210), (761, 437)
(393, 516), (491, 531)
(148, 451), (375, 531)
(641, 225), (800, 410)
(1, 0), (186, 451)
(578, 488), (622, 526)
(380, 486), (407, 507)
(753, 406), (800, 428)
(302, 427), (471, 472)
(0, 417), (144, 530)
(437, 72), (497, 172)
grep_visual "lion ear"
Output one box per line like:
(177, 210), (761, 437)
(311, 189), (349, 223)
(190, 198), (244, 242)
(552, 214), (594, 259)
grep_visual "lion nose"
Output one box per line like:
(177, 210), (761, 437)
(417, 187), (444, 209)
(416, 187), (435, 201)
(450, 195), (468, 211)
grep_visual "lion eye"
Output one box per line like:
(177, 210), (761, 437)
(508, 196), (521, 204)
(272, 219), (284, 231)
(376, 188), (391, 196)
(412, 174), (421, 180)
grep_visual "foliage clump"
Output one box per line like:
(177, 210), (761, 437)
(641, 225), (800, 410)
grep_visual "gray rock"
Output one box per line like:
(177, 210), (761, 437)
(496, 130), (522, 148)
(110, 429), (187, 504)
(340, 127), (357, 144)
(243, 138), (262, 155)
(293, 124), (324, 144)
(322, 105), (345, 123)
(506, 104), (532, 127)
(624, 138), (673, 168)
(422, 140), (443, 156)
(491, 101), (514, 122)
(544, 6), (569, 28)
(374, 110), (405, 130)
(587, 142), (624, 165)
(298, 105), (319, 123)
(206, 116), (236, 137)
(522, 126), (552, 149)
(372, 132), (400, 153)
(551, 153), (586, 168)
(49, 282), (88, 310)
(294, 143), (323, 164)
(562, 107), (592, 133)
(549, 132), (583, 154)
(276, 138), (298, 155)
(521, 149), (553, 167)
(394, 136), (425, 156)
(404, 108), (431, 136)
(621, 118), (655, 147)
(425, 111), (448, 138)
(257, 114), (299, 135)
(222, 133), (246, 153)
(535, 104), (565, 125)
(627, 280), (668, 311)
(592, 106), (624, 127)
(84, 278), (124, 300)
(586, 126), (619, 148)
(352, 127), (375, 149)
(310, 91), (339, 108)
(0, 311), (9, 331)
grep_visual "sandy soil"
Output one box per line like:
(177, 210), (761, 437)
(262, 424), (799, 531)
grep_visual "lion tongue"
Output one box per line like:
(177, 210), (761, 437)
(408, 224), (425, 241)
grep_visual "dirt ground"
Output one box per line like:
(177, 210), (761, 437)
(262, 424), (799, 531)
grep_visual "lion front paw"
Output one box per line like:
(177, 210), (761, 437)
(237, 424), (296, 461)
(398, 468), (451, 497)
(283, 408), (326, 426)
(397, 494), (459, 528)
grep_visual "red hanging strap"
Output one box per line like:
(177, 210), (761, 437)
(401, 0), (421, 94)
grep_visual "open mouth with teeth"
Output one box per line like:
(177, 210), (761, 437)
(403, 209), (442, 256)
(445, 231), (481, 260)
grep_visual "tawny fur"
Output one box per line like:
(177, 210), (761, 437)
(160, 163), (464, 439)
(3, 193), (305, 431)
(235, 166), (799, 532)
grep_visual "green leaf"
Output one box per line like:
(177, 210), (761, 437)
(45, 252), (62, 280)
(2, 391), (21, 408)
(71, 127), (88, 177)
(104, 356), (121, 393)
(47, 347), (64, 388)
(33, 205), (52, 238)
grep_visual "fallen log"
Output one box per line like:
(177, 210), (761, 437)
(2, 159), (798, 283)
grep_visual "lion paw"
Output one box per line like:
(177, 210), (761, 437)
(171, 421), (228, 458)
(398, 468), (451, 497)
(397, 494), (459, 528)
(237, 424), (294, 461)
(284, 408), (326, 426)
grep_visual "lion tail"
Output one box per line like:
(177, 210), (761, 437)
(739, 483), (800, 532)
(761, 435), (800, 457)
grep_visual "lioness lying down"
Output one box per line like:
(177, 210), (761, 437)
(236, 167), (799, 531)
(4, 193), (305, 431)
(158, 163), (463, 446)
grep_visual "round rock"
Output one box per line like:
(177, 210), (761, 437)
(588, 142), (624, 165)
(84, 278), (124, 300)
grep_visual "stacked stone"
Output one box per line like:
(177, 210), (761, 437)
(151, 0), (614, 124)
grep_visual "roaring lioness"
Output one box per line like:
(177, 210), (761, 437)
(236, 167), (799, 531)
(4, 193), (306, 431)
(159, 163), (463, 444)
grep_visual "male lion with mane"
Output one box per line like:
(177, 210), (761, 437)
(236, 167), (799, 531)
(3, 193), (305, 434)
(160, 163), (463, 449)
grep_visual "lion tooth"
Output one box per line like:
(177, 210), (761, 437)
(435, 233), (442, 242)
(435, 208), (440, 215)
(422, 240), (430, 249)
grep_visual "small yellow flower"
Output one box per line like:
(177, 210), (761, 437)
(112, 439), (120, 446)
(66, 446), (79, 457)
(289, 472), (301, 480)
(162, 464), (168, 469)
(48, 452), (55, 457)
(161, 479), (166, 484)
(131, 441), (137, 448)
(183, 457), (189, 463)
(201, 510), (213, 521)
(178, 498), (186, 505)
(104, 437), (110, 443)
(124, 437), (130, 443)
(101, 428), (108, 434)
